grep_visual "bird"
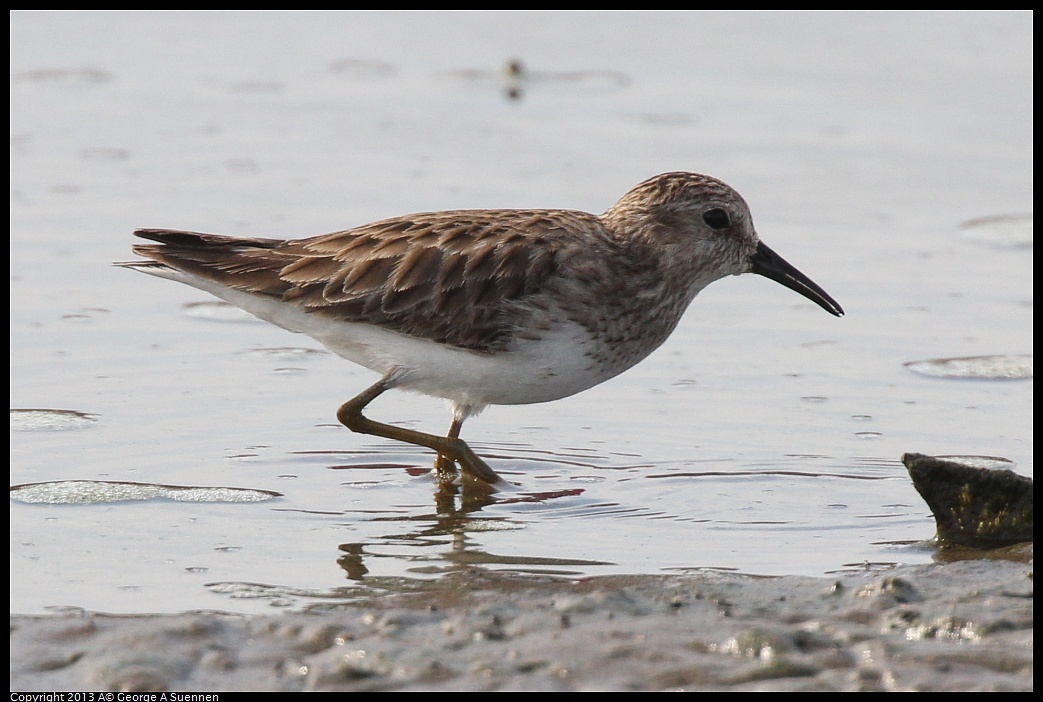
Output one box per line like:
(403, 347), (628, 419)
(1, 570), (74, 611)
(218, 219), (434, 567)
(117, 172), (843, 485)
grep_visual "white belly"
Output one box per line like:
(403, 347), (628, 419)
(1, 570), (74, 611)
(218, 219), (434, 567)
(173, 274), (615, 408)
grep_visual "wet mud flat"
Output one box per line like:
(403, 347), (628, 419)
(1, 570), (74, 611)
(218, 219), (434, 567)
(10, 559), (1032, 692)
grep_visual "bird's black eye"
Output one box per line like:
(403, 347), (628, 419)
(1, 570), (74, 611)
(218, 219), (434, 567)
(702, 207), (730, 230)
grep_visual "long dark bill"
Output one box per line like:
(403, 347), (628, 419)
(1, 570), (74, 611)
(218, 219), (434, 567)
(750, 242), (844, 317)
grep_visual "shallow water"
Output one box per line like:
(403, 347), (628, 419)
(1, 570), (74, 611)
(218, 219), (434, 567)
(10, 11), (1032, 614)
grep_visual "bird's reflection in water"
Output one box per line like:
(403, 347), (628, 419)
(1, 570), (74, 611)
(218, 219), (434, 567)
(336, 468), (593, 581)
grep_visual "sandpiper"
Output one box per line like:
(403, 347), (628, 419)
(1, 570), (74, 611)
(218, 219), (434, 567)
(119, 172), (843, 484)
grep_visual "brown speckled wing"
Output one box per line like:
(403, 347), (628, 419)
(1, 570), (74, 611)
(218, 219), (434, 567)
(131, 211), (588, 352)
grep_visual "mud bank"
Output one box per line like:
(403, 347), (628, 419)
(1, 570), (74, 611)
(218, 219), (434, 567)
(11, 558), (1032, 692)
